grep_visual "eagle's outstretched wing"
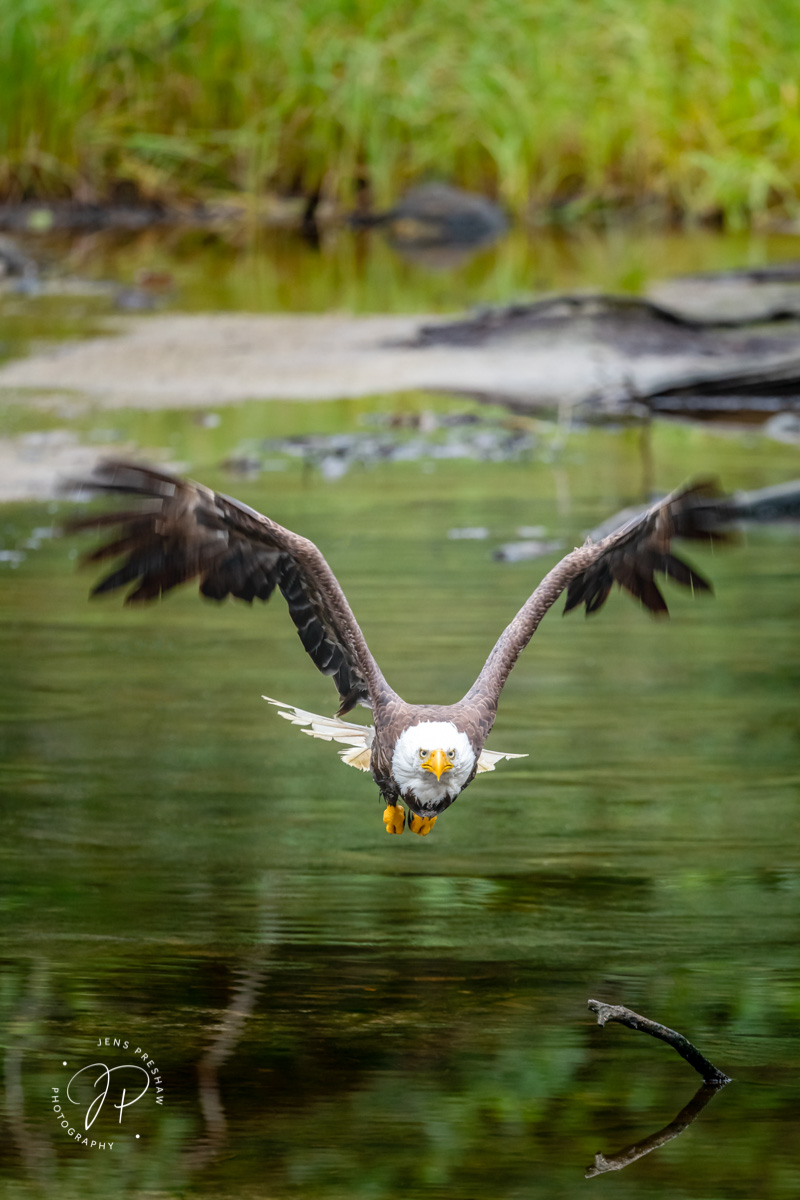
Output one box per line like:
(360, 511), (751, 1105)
(467, 479), (732, 708)
(65, 460), (389, 715)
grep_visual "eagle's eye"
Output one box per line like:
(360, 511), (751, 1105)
(448, 748), (456, 758)
(419, 748), (428, 759)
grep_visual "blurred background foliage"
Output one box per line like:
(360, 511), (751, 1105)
(3, 0), (800, 227)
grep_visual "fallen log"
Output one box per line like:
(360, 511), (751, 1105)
(407, 292), (800, 420)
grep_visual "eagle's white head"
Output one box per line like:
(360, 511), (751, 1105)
(391, 721), (476, 815)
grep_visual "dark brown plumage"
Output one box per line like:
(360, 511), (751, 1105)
(66, 462), (731, 834)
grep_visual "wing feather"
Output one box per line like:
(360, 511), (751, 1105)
(466, 478), (732, 715)
(65, 461), (390, 715)
(561, 479), (729, 619)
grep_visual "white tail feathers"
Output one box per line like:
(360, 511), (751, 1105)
(338, 745), (373, 771)
(476, 748), (528, 773)
(263, 696), (373, 770)
(263, 696), (526, 777)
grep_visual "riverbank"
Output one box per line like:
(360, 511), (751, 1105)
(4, 0), (800, 228)
(4, 228), (800, 503)
(4, 273), (800, 415)
(2, 294), (800, 500)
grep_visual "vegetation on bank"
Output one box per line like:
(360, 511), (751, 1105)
(3, 0), (800, 227)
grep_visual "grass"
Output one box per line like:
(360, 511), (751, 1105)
(3, 0), (800, 227)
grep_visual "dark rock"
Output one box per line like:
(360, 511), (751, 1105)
(0, 234), (37, 279)
(232, 421), (535, 480)
(728, 479), (800, 522)
(355, 183), (507, 247)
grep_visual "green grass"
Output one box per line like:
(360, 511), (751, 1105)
(3, 0), (800, 227)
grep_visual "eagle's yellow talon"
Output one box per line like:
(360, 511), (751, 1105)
(408, 814), (437, 836)
(383, 804), (405, 834)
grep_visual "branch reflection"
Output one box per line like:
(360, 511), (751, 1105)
(585, 1080), (727, 1178)
(183, 956), (268, 1171)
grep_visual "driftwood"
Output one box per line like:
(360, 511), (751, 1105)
(587, 999), (731, 1084)
(585, 1082), (723, 1178)
(407, 290), (800, 420)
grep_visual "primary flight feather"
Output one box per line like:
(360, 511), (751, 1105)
(67, 462), (729, 836)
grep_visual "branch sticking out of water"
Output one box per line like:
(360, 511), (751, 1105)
(587, 999), (731, 1085)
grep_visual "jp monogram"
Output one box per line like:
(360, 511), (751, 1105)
(51, 1036), (165, 1150)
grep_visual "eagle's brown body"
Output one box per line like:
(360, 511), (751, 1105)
(67, 462), (729, 832)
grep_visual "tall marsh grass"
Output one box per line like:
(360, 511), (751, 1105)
(3, 0), (800, 226)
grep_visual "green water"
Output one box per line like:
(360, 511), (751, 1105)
(11, 221), (800, 318)
(1, 406), (799, 1198)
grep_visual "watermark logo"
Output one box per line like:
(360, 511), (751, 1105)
(51, 1036), (165, 1151)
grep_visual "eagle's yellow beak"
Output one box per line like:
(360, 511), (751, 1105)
(421, 748), (453, 781)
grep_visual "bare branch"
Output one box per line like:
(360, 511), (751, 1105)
(587, 999), (731, 1085)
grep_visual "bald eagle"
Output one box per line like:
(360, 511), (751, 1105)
(68, 462), (728, 836)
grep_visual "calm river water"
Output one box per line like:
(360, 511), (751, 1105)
(1, 227), (800, 1198)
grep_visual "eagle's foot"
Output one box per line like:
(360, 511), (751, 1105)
(383, 804), (405, 835)
(408, 813), (437, 837)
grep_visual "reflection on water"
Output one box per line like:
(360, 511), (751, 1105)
(12, 221), (800, 317)
(1, 416), (800, 1197)
(585, 1081), (725, 1178)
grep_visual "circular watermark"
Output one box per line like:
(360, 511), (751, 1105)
(50, 1035), (165, 1151)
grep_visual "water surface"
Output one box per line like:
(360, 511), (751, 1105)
(1, 413), (799, 1197)
(8, 221), (800, 321)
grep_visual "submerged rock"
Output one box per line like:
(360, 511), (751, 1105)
(493, 538), (565, 563)
(447, 527), (490, 540)
(230, 418), (536, 479)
